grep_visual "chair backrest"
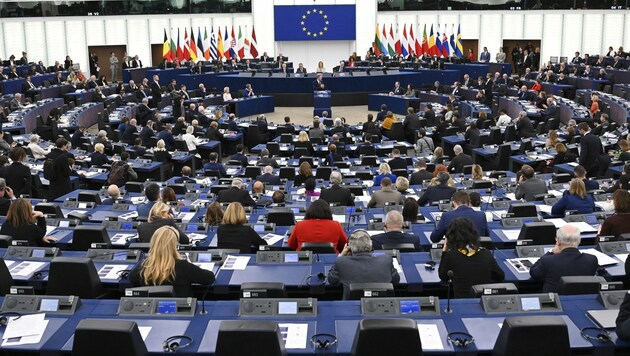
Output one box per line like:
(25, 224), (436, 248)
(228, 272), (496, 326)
(279, 167), (295, 179)
(360, 155), (378, 166)
(34, 203), (64, 218)
(392, 169), (408, 178)
(72, 319), (148, 356)
(557, 276), (605, 295)
(0, 257), (14, 296)
(280, 133), (293, 143)
(77, 191), (102, 204)
(47, 257), (104, 298)
(294, 146), (309, 159)
(351, 318), (422, 356)
(72, 225), (111, 251)
(216, 320), (287, 356)
(266, 208), (296, 226)
(504, 125), (516, 142)
(300, 242), (335, 253)
(266, 142), (280, 156)
(315, 167), (332, 179)
(492, 316), (570, 356)
(245, 166), (261, 179)
(380, 243), (416, 252)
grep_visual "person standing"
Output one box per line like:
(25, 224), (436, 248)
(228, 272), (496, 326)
(109, 52), (119, 82)
(578, 122), (603, 177)
(89, 52), (99, 77)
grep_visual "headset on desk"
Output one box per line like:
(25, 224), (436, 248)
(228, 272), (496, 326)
(162, 335), (193, 353)
(0, 312), (22, 326)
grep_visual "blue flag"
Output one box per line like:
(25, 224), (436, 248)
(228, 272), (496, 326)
(274, 5), (356, 41)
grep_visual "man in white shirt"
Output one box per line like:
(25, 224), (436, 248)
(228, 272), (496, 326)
(496, 109), (512, 126)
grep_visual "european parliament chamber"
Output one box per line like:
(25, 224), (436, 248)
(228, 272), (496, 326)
(2, 0), (630, 355)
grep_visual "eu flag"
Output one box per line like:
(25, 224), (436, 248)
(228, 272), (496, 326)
(274, 5), (356, 41)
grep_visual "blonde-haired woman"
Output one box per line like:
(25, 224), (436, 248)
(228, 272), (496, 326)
(217, 202), (267, 253)
(89, 142), (111, 167)
(472, 164), (485, 180)
(222, 87), (232, 101)
(551, 179), (595, 216)
(373, 163), (396, 186)
(316, 61), (326, 72)
(545, 130), (559, 149)
(395, 176), (411, 194)
(129, 226), (215, 297)
(295, 130), (314, 155)
(137, 202), (189, 243)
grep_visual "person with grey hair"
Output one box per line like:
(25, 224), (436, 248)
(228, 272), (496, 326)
(516, 110), (536, 138)
(182, 125), (202, 153)
(368, 177), (404, 208)
(447, 144), (473, 174)
(102, 184), (122, 205)
(331, 118), (346, 136)
(371, 210), (421, 251)
(529, 224), (598, 293)
(258, 148), (279, 168)
(418, 171), (457, 206)
(328, 229), (400, 299)
(256, 165), (282, 185)
(9, 93), (24, 112)
(93, 129), (113, 152)
(217, 178), (256, 206)
(0, 178), (15, 215)
(27, 134), (49, 160)
(320, 171), (354, 206)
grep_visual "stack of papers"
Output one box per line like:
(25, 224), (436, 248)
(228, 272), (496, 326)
(97, 264), (131, 279)
(2, 313), (48, 346)
(261, 233), (285, 246)
(110, 233), (137, 245)
(9, 261), (46, 277)
(187, 233), (207, 242)
(278, 323), (308, 349)
(582, 248), (619, 266)
(130, 196), (146, 204)
(193, 262), (215, 272)
(417, 324), (444, 350)
(119, 211), (139, 220)
(221, 255), (250, 270)
(176, 212), (196, 223)
(502, 230), (521, 241)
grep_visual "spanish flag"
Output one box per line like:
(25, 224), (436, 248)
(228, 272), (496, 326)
(217, 27), (224, 60)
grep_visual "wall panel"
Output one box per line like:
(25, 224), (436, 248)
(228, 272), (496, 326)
(3, 22), (25, 60)
(25, 22), (46, 65)
(126, 18), (150, 64)
(479, 13), (502, 56)
(562, 14), (582, 58)
(502, 13), (523, 40)
(46, 21), (68, 69)
(602, 13), (624, 56)
(582, 13), (603, 56)
(542, 14), (563, 63)
(85, 19), (105, 46)
(64, 20), (85, 71)
(523, 13), (543, 40)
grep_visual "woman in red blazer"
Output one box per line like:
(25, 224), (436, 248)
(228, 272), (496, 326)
(288, 199), (348, 253)
(468, 49), (475, 61)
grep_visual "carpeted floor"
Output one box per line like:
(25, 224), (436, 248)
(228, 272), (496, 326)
(261, 105), (375, 126)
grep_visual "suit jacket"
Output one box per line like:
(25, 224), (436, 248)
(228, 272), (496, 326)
(516, 117), (536, 138)
(579, 132), (602, 173)
(409, 170), (433, 185)
(368, 187), (403, 208)
(417, 185), (457, 206)
(312, 79), (325, 91)
(392, 86), (404, 95)
(216, 224), (267, 253)
(137, 217), (189, 244)
(256, 173), (282, 185)
(430, 206), (487, 242)
(230, 153), (249, 167)
(2, 162), (31, 197)
(217, 187), (256, 206)
(514, 177), (548, 201)
(139, 126), (155, 146)
(150, 81), (161, 100)
(21, 81), (35, 93)
(320, 185), (354, 206)
(529, 248), (598, 293)
(447, 153), (473, 173)
(371, 231), (421, 251)
(388, 157), (407, 171)
(327, 252), (400, 299)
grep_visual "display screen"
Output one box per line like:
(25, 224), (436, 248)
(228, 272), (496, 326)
(522, 218), (535, 224)
(521, 297), (541, 311)
(129, 205), (137, 211)
(180, 207), (190, 212)
(291, 208), (300, 214)
(156, 301), (177, 314)
(626, 242), (630, 252)
(187, 224), (197, 231)
(400, 300), (420, 314)
(543, 247), (554, 254)
(39, 298), (59, 312)
(121, 222), (133, 229)
(78, 203), (88, 209)
(284, 253), (299, 263)
(113, 252), (128, 261)
(59, 220), (70, 228)
(254, 225), (265, 232)
(31, 249), (45, 258)
(346, 207), (355, 214)
(278, 301), (298, 315)
(586, 215), (598, 224)
(197, 253), (212, 262)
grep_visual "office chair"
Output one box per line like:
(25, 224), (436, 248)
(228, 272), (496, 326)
(125, 286), (175, 297)
(557, 276), (607, 296)
(168, 184), (187, 195)
(77, 191), (102, 204)
(0, 258), (14, 296)
(315, 167), (332, 180)
(347, 283), (394, 300)
(34, 203), (64, 218)
(507, 203), (537, 217)
(47, 257), (105, 299)
(244, 166), (262, 179)
(71, 226), (111, 251)
(300, 242), (335, 254)
(266, 208), (296, 226)
(380, 243), (416, 252)
(72, 319), (148, 356)
(351, 318), (422, 356)
(0, 235), (12, 248)
(125, 181), (144, 193)
(279, 167), (295, 179)
(241, 282), (287, 298)
(216, 320), (287, 356)
(518, 222), (557, 245)
(492, 316), (570, 356)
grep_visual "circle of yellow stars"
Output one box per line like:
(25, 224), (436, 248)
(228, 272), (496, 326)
(300, 8), (329, 38)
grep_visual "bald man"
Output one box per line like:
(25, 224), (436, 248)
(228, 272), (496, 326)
(102, 185), (122, 205)
(371, 211), (421, 251)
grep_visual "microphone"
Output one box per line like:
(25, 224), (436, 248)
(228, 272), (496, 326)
(199, 282), (213, 315)
(445, 270), (454, 314)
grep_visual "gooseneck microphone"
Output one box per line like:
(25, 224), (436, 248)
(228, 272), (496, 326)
(199, 282), (213, 315)
(445, 270), (454, 313)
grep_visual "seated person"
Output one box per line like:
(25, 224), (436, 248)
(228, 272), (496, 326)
(204, 202), (224, 226)
(137, 183), (161, 217)
(0, 198), (57, 246)
(598, 190), (630, 237)
(230, 144), (249, 167)
(368, 177), (404, 208)
(447, 145), (473, 174)
(257, 149), (279, 168)
(438, 218), (505, 298)
(101, 185), (123, 205)
(203, 152), (227, 177)
(217, 178), (256, 206)
(409, 160), (433, 185)
(174, 166), (195, 184)
(288, 199), (348, 253)
(327, 229), (400, 299)
(430, 191), (488, 243)
(319, 171), (354, 206)
(371, 210), (421, 251)
(373, 163), (397, 186)
(529, 224), (598, 293)
(129, 226), (215, 297)
(216, 202), (267, 253)
(137, 202), (189, 244)
(515, 164), (548, 201)
(574, 165), (599, 192)
(551, 179), (595, 216)
(417, 171), (457, 206)
(256, 165), (282, 185)
(90, 143), (111, 167)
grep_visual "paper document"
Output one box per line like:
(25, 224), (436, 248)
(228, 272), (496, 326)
(221, 255), (250, 270)
(537, 205), (553, 214)
(4, 260), (15, 269)
(485, 212), (493, 222)
(502, 230), (521, 241)
(417, 323), (444, 350)
(2, 320), (48, 346)
(548, 190), (564, 197)
(506, 258), (539, 273)
(278, 323), (308, 349)
(430, 212), (442, 221)
(67, 210), (88, 216)
(97, 264), (130, 279)
(187, 233), (207, 242)
(567, 162), (579, 167)
(595, 201), (614, 212)
(193, 262), (215, 272)
(614, 254), (628, 264)
(130, 196), (146, 204)
(546, 218), (567, 228)
(10, 261), (46, 277)
(119, 211), (139, 220)
(138, 326), (151, 341)
(192, 199), (211, 207)
(569, 222), (598, 233)
(3, 313), (46, 340)
(177, 212), (196, 223)
(392, 258), (403, 275)
(110, 233), (136, 245)
(332, 214), (346, 223)
(492, 210), (508, 220)
(261, 233), (285, 246)
(45, 225), (57, 235)
(355, 196), (371, 203)
(366, 230), (384, 237)
(504, 193), (516, 200)
(582, 248), (619, 266)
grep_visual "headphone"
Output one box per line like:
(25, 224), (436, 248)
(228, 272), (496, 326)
(0, 312), (22, 326)
(162, 335), (193, 353)
(310, 333), (337, 349)
(580, 326), (611, 343)
(305, 273), (327, 287)
(424, 260), (436, 270)
(117, 269), (131, 279)
(447, 331), (475, 348)
(33, 270), (49, 279)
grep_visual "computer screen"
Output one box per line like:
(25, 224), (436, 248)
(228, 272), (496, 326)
(543, 246), (554, 254)
(585, 215), (598, 224)
(39, 298), (59, 312)
(113, 252), (128, 261)
(187, 224), (197, 232)
(59, 220), (70, 228)
(180, 206), (190, 212)
(278, 301), (298, 315)
(31, 249), (45, 258)
(128, 205), (137, 211)
(400, 300), (420, 314)
(521, 297), (541, 311)
(291, 208), (300, 214)
(197, 253), (212, 262)
(254, 225), (265, 232)
(156, 301), (177, 314)
(78, 203), (88, 209)
(121, 222), (133, 229)
(284, 253), (299, 263)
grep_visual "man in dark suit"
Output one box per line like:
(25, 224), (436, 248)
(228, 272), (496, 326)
(226, 113), (240, 132)
(230, 144), (249, 167)
(173, 166), (195, 184)
(50, 71), (64, 85)
(578, 122), (603, 177)
(447, 145), (473, 174)
(402, 107), (421, 143)
(319, 171), (354, 206)
(21, 75), (36, 94)
(516, 85), (529, 101)
(387, 149), (407, 171)
(430, 191), (487, 242)
(150, 75), (161, 108)
(327, 230), (400, 299)
(529, 225), (598, 293)
(157, 124), (175, 150)
(217, 178), (256, 206)
(70, 126), (86, 148)
(422, 104), (436, 127)
(484, 74), (494, 106)
(539, 97), (557, 120)
(122, 118), (138, 145)
(390, 81), (404, 95)
(0, 179), (14, 216)
(256, 166), (282, 185)
(135, 98), (153, 126)
(409, 161), (433, 185)
(611, 56), (624, 69)
(417, 172), (457, 206)
(312, 74), (325, 91)
(371, 210), (421, 251)
(8, 93), (24, 112)
(450, 82), (462, 96)
(516, 111), (536, 138)
(87, 75), (99, 89)
(139, 120), (155, 146)
(376, 104), (388, 122)
(203, 152), (227, 177)
(515, 165), (548, 201)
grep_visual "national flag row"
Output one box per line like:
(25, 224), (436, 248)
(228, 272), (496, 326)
(374, 23), (464, 58)
(162, 25), (259, 62)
